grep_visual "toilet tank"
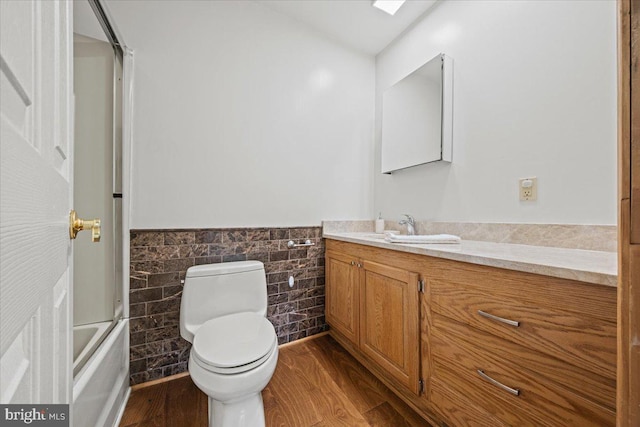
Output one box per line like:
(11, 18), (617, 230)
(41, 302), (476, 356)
(180, 261), (268, 343)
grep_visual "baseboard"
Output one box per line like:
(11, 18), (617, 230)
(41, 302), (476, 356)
(129, 332), (330, 391)
(278, 331), (329, 349)
(130, 371), (191, 391)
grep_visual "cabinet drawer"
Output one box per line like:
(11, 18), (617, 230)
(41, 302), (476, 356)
(433, 314), (615, 410)
(431, 377), (508, 427)
(428, 274), (616, 379)
(431, 315), (615, 427)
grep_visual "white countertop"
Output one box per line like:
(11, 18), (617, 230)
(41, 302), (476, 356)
(323, 232), (618, 287)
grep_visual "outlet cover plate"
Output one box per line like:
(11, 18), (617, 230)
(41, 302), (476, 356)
(519, 177), (537, 201)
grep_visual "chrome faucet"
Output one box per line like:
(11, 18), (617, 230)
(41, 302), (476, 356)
(399, 214), (416, 235)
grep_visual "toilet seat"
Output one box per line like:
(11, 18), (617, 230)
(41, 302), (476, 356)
(192, 312), (277, 375)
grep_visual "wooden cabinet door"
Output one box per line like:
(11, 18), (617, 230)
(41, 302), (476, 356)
(359, 260), (420, 394)
(325, 250), (360, 345)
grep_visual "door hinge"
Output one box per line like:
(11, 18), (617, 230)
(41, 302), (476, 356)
(418, 279), (425, 293)
(419, 379), (425, 394)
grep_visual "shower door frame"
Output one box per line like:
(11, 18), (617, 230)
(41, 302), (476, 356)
(72, 0), (131, 378)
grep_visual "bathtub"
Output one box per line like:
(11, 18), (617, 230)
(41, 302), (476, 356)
(73, 321), (112, 377)
(73, 319), (129, 427)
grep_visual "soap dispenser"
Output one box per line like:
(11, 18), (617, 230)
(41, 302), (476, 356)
(375, 212), (385, 234)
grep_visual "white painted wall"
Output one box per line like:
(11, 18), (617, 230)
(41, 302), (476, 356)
(106, 0), (375, 229)
(375, 0), (617, 225)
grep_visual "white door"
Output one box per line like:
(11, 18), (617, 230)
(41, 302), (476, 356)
(1, 0), (74, 405)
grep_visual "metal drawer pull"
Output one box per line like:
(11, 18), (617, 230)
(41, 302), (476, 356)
(478, 310), (520, 327)
(477, 370), (520, 396)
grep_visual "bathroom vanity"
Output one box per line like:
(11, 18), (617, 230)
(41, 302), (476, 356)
(323, 233), (617, 427)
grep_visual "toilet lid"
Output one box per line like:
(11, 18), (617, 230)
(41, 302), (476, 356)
(192, 312), (277, 373)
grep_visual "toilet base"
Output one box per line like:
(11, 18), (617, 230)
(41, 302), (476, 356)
(208, 393), (265, 427)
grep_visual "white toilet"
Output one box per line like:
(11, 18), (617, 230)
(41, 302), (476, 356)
(179, 261), (279, 427)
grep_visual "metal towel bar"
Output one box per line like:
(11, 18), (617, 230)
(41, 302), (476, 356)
(287, 239), (315, 249)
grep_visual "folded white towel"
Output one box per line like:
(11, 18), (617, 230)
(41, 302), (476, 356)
(384, 233), (461, 244)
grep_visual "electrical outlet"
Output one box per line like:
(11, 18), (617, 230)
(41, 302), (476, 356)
(519, 177), (537, 201)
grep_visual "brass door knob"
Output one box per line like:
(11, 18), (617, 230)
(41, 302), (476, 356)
(69, 210), (101, 242)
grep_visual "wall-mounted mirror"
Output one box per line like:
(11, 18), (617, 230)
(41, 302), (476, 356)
(381, 53), (453, 174)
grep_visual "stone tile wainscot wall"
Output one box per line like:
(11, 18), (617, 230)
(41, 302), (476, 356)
(129, 227), (326, 385)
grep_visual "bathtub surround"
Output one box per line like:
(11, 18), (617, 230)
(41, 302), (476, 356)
(73, 320), (130, 427)
(73, 34), (117, 328)
(128, 227), (326, 385)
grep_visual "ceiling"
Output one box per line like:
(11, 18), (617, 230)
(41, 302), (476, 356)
(257, 0), (438, 56)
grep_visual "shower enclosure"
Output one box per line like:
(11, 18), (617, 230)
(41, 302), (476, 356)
(72, 2), (123, 376)
(72, 1), (131, 426)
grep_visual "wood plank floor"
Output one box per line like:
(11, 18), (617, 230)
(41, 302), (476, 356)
(119, 334), (431, 427)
